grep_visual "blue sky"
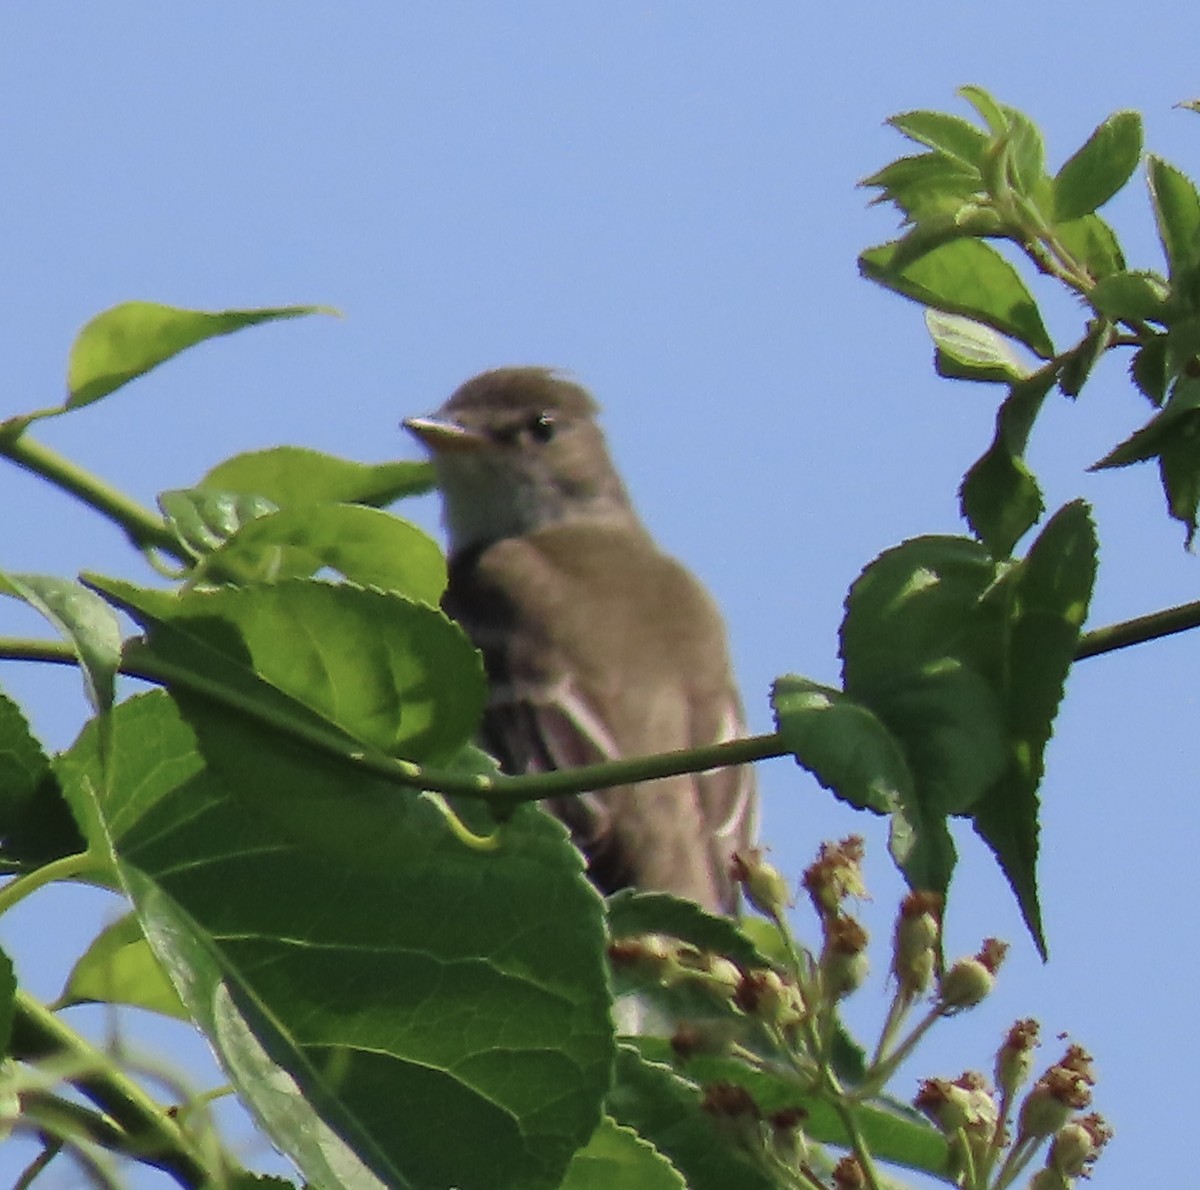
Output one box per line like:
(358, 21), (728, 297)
(2, 6), (1198, 1185)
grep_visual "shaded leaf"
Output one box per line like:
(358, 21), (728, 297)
(771, 677), (909, 815)
(60, 913), (188, 1019)
(973, 502), (1097, 956)
(0, 946), (13, 1057)
(1053, 111), (1142, 222)
(959, 372), (1055, 557)
(90, 577), (487, 867)
(1057, 322), (1114, 398)
(860, 239), (1054, 359)
(605, 891), (767, 968)
(201, 446), (435, 508)
(0, 572), (123, 712)
(1054, 214), (1125, 281)
(1130, 335), (1170, 406)
(67, 302), (334, 408)
(59, 692), (614, 1190)
(606, 1047), (775, 1190)
(1089, 271), (1170, 323)
(561, 1117), (685, 1190)
(616, 1042), (949, 1181)
(1091, 374), (1200, 469)
(0, 692), (85, 870)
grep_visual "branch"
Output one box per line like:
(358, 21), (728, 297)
(0, 432), (184, 560)
(9, 992), (210, 1188)
(1074, 598), (1200, 659)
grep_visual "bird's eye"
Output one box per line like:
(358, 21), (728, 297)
(526, 412), (556, 443)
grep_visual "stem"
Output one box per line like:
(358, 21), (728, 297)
(0, 433), (183, 560)
(0, 852), (95, 917)
(0, 590), (1196, 809)
(9, 992), (210, 1187)
(1074, 598), (1200, 658)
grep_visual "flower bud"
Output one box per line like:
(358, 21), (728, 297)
(731, 848), (792, 919)
(1048, 1112), (1112, 1177)
(831, 1155), (866, 1189)
(803, 836), (866, 919)
(1017, 1049), (1094, 1142)
(891, 890), (942, 998)
(939, 939), (1007, 1011)
(995, 1018), (1039, 1100)
(821, 915), (869, 1000)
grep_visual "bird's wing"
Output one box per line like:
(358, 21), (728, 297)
(479, 671), (756, 913)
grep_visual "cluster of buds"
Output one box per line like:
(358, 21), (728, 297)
(916, 1033), (1109, 1186)
(801, 837), (871, 1004)
(914, 1070), (1000, 1177)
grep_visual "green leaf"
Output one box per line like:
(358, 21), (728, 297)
(959, 371), (1055, 557)
(0, 945), (14, 1052)
(838, 536), (1007, 896)
(957, 85), (1008, 137)
(1054, 214), (1126, 281)
(59, 692), (614, 1190)
(1057, 322), (1114, 399)
(615, 1042), (949, 1181)
(0, 692), (84, 870)
(1130, 335), (1170, 406)
(860, 239), (1055, 359)
(972, 502), (1097, 957)
(606, 1047), (776, 1190)
(0, 572), (123, 712)
(90, 577), (487, 867)
(60, 913), (188, 1019)
(561, 1117), (685, 1190)
(201, 446), (435, 508)
(605, 891), (767, 969)
(67, 301), (334, 408)
(100, 576), (481, 765)
(840, 536), (1001, 689)
(1000, 104), (1047, 196)
(861, 153), (982, 223)
(1053, 111), (1142, 221)
(198, 504), (447, 604)
(927, 311), (1033, 383)
(1148, 155), (1200, 281)
(1089, 271), (1171, 323)
(887, 110), (989, 167)
(770, 677), (910, 815)
(159, 488), (279, 558)
(1091, 374), (1200, 469)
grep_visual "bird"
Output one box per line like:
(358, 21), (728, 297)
(404, 367), (757, 913)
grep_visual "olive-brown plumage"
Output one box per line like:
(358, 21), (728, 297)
(405, 367), (756, 912)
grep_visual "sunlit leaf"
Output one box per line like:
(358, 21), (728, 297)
(60, 913), (188, 1019)
(1053, 111), (1142, 222)
(67, 301), (335, 408)
(201, 446), (434, 508)
(860, 239), (1054, 359)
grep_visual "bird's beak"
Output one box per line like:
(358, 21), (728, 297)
(402, 415), (486, 454)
